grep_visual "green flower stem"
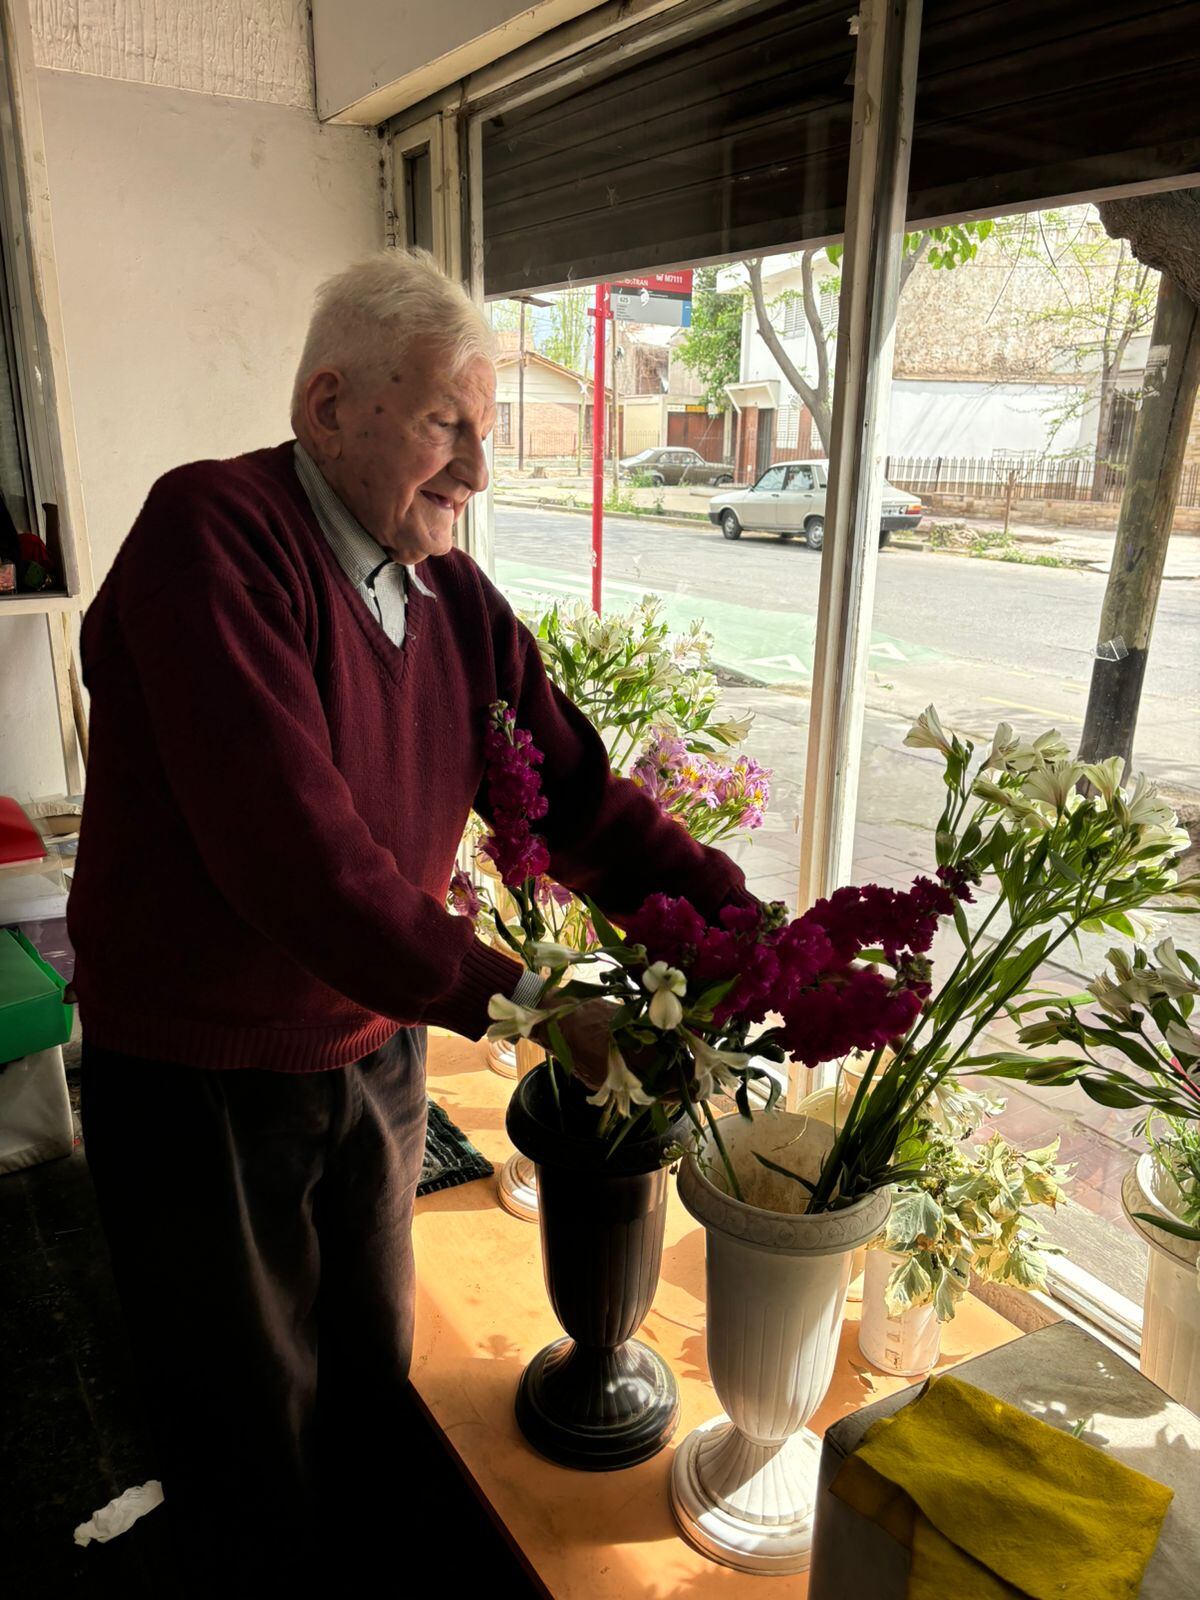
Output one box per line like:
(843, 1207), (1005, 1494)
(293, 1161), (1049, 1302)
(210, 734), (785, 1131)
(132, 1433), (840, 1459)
(701, 1099), (745, 1205)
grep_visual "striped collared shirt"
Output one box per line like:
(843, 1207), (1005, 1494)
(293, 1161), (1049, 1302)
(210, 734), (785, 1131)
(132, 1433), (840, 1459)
(292, 442), (435, 648)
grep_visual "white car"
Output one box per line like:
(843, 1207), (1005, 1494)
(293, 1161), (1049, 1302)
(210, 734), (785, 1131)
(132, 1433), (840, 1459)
(708, 459), (923, 549)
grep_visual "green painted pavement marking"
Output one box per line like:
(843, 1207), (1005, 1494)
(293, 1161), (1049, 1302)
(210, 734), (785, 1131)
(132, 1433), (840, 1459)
(495, 558), (942, 684)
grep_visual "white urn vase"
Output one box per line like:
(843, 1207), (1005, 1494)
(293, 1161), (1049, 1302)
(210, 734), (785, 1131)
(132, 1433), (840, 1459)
(857, 1247), (942, 1376)
(497, 1038), (546, 1221)
(1122, 1152), (1200, 1412)
(671, 1111), (891, 1574)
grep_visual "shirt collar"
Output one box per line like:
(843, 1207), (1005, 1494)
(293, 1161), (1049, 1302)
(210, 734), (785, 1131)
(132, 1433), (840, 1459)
(292, 442), (436, 600)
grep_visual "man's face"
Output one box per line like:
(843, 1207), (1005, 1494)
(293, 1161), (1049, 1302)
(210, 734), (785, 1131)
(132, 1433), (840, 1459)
(305, 335), (495, 564)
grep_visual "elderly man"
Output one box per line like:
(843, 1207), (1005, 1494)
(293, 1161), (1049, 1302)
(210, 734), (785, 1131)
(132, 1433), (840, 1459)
(70, 252), (751, 1590)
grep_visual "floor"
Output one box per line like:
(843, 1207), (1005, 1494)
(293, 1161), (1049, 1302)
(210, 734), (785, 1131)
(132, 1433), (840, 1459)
(0, 1054), (543, 1598)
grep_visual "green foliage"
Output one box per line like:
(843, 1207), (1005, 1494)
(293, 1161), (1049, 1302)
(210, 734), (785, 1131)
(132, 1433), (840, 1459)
(803, 709), (1197, 1214)
(826, 219), (995, 280)
(879, 1108), (1069, 1322)
(488, 299), (522, 334)
(675, 266), (744, 411)
(540, 287), (590, 374)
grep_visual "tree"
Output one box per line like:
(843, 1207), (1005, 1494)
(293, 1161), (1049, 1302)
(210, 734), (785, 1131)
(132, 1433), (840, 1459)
(541, 287), (589, 374)
(746, 222), (994, 455)
(989, 209), (1157, 493)
(1078, 190), (1200, 773)
(488, 299), (521, 335)
(675, 267), (744, 411)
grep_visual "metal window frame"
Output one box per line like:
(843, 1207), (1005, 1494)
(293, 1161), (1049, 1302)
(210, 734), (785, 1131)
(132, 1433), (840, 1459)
(386, 0), (1156, 1347)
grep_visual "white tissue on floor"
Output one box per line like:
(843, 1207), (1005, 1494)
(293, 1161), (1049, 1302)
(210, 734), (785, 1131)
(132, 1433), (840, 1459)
(74, 1481), (164, 1546)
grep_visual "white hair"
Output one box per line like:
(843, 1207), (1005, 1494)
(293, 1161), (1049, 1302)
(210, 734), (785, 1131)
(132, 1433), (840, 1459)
(291, 250), (494, 419)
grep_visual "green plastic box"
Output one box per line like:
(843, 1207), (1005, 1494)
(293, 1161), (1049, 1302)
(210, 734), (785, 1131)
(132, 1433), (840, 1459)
(0, 929), (73, 1064)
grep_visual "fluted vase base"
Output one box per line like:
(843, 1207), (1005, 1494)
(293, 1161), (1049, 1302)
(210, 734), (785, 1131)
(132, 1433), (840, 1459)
(486, 1038), (519, 1079)
(497, 1153), (539, 1221)
(516, 1336), (679, 1471)
(670, 1416), (821, 1574)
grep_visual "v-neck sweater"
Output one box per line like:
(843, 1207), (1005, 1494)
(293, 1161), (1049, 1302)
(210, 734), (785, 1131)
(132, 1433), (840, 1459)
(68, 442), (751, 1072)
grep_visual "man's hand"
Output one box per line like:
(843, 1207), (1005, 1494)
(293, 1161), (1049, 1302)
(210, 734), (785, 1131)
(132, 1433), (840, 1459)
(533, 997), (620, 1093)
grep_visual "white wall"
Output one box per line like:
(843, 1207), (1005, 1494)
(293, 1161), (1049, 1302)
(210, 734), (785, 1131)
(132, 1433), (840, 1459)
(0, 3), (383, 802)
(887, 380), (1097, 459)
(495, 362), (587, 404)
(311, 0), (609, 123)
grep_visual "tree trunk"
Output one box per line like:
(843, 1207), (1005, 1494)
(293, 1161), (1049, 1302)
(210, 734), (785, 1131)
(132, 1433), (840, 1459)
(747, 256), (832, 453)
(1078, 274), (1200, 771)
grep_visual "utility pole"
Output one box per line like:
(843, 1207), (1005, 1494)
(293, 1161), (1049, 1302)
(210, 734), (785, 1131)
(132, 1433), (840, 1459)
(610, 328), (620, 499)
(589, 283), (610, 613)
(1078, 273), (1200, 770)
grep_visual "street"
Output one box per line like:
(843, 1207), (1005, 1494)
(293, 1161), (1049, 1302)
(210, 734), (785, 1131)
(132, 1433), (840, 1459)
(494, 503), (1199, 1289)
(495, 505), (1200, 792)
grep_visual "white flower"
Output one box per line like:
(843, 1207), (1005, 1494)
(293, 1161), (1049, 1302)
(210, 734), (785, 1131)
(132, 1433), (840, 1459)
(486, 993), (550, 1041)
(643, 961), (687, 1029)
(1005, 729), (1070, 774)
(924, 1080), (1002, 1138)
(1152, 939), (1200, 993)
(1086, 971), (1137, 1022)
(1138, 823), (1191, 863)
(1081, 756), (1124, 803)
(1022, 759), (1084, 813)
(683, 1031), (749, 1100)
(708, 712), (755, 746)
(586, 1043), (654, 1119)
(526, 941), (576, 972)
(983, 722), (1018, 771)
(903, 705), (953, 756)
(972, 776), (1048, 827)
(1119, 774), (1177, 832)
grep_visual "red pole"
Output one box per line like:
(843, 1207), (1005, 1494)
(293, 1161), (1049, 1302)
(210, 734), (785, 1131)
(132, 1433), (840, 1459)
(590, 282), (608, 614)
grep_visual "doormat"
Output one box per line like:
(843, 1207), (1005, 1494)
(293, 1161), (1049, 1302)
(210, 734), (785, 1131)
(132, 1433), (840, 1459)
(418, 1100), (494, 1196)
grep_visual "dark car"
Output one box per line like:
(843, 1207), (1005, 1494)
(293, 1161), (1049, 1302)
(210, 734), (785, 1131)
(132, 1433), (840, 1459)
(618, 446), (735, 487)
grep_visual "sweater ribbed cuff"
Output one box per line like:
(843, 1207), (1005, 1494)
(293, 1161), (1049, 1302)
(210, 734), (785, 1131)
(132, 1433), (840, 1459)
(424, 938), (526, 1041)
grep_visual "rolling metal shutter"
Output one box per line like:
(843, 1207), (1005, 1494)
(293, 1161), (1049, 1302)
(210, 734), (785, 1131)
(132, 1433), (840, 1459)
(482, 0), (1200, 294)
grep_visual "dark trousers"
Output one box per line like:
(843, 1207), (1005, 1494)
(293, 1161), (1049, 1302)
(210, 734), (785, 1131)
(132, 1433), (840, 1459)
(80, 1029), (428, 1596)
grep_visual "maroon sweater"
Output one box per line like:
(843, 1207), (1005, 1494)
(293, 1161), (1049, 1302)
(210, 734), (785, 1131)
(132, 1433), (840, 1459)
(69, 443), (750, 1072)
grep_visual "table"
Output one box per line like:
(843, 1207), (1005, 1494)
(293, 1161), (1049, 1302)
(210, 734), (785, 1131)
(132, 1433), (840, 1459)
(412, 1032), (1020, 1598)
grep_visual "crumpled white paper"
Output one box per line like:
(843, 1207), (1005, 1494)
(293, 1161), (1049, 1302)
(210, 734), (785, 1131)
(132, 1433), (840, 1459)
(74, 1481), (164, 1546)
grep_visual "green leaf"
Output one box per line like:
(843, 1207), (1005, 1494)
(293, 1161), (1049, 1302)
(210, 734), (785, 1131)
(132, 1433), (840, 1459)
(546, 1018), (576, 1077)
(1078, 1077), (1144, 1109)
(952, 898), (973, 953)
(754, 1152), (815, 1191)
(1132, 1212), (1200, 1243)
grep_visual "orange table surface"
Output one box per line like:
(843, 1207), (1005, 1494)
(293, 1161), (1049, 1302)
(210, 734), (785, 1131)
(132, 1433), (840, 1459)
(412, 1032), (1020, 1598)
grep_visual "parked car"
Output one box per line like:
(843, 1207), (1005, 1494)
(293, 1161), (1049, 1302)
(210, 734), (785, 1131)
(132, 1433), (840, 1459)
(619, 446), (735, 487)
(708, 460), (924, 548)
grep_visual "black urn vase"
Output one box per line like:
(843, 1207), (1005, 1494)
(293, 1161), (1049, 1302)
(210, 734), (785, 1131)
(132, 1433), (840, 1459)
(506, 1062), (685, 1471)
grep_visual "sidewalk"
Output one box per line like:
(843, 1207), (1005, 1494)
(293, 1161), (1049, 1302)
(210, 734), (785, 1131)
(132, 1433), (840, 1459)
(493, 482), (1200, 580)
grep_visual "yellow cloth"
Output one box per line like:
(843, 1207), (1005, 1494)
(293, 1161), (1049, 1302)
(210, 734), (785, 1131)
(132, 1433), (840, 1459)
(832, 1374), (1172, 1600)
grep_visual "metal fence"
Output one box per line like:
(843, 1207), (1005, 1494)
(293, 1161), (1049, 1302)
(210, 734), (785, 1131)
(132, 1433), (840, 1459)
(884, 454), (1200, 509)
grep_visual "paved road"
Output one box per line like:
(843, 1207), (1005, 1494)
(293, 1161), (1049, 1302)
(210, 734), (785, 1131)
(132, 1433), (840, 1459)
(495, 505), (1198, 702)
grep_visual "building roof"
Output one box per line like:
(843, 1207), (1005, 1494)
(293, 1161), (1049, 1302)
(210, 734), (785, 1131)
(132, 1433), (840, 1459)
(493, 348), (605, 399)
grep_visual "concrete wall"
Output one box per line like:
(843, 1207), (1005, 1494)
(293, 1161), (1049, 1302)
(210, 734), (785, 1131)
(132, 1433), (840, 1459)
(310, 0), (609, 123)
(0, 2), (383, 802)
(888, 379), (1097, 457)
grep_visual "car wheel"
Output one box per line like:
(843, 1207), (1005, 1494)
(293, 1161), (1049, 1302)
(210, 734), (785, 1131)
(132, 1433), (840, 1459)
(648, 471), (665, 487)
(879, 529), (892, 548)
(805, 516), (825, 551)
(721, 510), (742, 541)
(715, 474), (733, 486)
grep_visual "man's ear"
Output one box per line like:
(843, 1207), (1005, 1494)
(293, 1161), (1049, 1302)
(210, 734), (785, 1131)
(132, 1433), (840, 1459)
(301, 369), (345, 461)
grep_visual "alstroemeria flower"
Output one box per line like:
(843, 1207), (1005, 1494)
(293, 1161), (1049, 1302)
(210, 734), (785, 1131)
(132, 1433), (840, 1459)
(683, 1031), (748, 1100)
(586, 1043), (654, 1119)
(526, 941), (576, 972)
(903, 705), (953, 756)
(1023, 759), (1084, 813)
(1119, 773), (1176, 832)
(1081, 756), (1124, 803)
(972, 776), (1048, 826)
(486, 993), (550, 1041)
(643, 961), (687, 1029)
(1165, 1019), (1200, 1059)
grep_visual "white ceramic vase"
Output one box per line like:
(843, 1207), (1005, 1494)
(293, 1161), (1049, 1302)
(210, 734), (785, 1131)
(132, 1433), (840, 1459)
(497, 1038), (546, 1221)
(670, 1111), (891, 1575)
(1122, 1152), (1200, 1412)
(857, 1247), (942, 1376)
